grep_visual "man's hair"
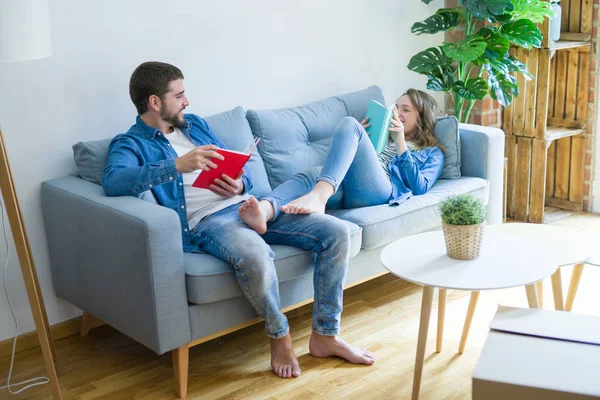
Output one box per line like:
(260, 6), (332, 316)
(129, 62), (184, 115)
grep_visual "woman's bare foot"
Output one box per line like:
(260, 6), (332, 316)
(308, 333), (376, 365)
(270, 334), (301, 378)
(280, 192), (326, 215)
(238, 197), (268, 234)
(280, 181), (334, 215)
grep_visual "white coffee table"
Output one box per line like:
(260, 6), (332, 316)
(380, 230), (559, 400)
(488, 223), (594, 311)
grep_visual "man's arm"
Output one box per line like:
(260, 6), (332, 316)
(102, 135), (179, 197)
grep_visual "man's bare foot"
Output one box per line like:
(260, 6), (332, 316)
(238, 197), (268, 234)
(270, 334), (301, 378)
(281, 192), (327, 215)
(309, 333), (376, 365)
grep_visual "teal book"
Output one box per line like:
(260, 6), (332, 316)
(365, 99), (395, 154)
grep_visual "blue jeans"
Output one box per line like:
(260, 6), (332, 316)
(263, 116), (393, 219)
(191, 203), (351, 339)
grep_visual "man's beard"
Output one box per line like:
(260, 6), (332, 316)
(160, 103), (186, 128)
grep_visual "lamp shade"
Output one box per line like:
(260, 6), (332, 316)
(0, 0), (52, 62)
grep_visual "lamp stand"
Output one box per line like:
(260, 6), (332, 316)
(0, 127), (62, 399)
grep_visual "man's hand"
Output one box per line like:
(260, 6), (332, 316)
(360, 117), (371, 132)
(175, 145), (225, 173)
(210, 169), (245, 198)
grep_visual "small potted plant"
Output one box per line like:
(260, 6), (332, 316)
(440, 194), (487, 260)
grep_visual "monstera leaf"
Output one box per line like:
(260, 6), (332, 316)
(485, 64), (520, 106)
(412, 8), (465, 35)
(408, 47), (452, 74)
(460, 0), (514, 20)
(510, 0), (555, 23)
(442, 35), (487, 62)
(453, 78), (489, 100)
(500, 19), (542, 49)
(427, 67), (456, 92)
(506, 55), (534, 79)
(477, 28), (510, 60)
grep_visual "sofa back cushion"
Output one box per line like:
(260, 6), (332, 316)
(204, 106), (271, 197)
(72, 106), (272, 197)
(246, 85), (384, 189)
(72, 138), (112, 185)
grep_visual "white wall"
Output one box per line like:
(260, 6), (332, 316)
(0, 0), (442, 341)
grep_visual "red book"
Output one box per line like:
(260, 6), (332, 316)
(192, 137), (260, 189)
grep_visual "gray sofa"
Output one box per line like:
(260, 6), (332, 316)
(41, 86), (504, 398)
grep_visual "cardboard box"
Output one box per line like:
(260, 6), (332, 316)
(472, 306), (600, 400)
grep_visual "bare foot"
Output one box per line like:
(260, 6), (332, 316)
(281, 192), (326, 215)
(309, 333), (376, 365)
(270, 334), (301, 378)
(238, 197), (268, 234)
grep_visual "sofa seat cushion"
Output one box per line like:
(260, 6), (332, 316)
(328, 177), (489, 249)
(185, 220), (362, 305)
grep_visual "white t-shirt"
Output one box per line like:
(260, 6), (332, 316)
(165, 128), (250, 229)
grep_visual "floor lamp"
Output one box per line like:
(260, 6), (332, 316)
(0, 1), (62, 399)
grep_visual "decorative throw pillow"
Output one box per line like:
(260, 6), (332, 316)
(434, 116), (461, 179)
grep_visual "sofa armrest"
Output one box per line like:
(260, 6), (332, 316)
(459, 123), (505, 225)
(41, 176), (191, 354)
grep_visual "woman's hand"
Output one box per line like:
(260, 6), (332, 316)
(388, 106), (405, 144)
(360, 117), (371, 132)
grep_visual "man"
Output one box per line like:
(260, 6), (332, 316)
(103, 61), (375, 378)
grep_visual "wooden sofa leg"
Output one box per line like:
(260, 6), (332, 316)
(80, 312), (105, 336)
(173, 344), (189, 399)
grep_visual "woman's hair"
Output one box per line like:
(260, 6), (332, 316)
(401, 88), (444, 151)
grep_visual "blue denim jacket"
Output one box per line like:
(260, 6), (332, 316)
(102, 114), (253, 253)
(387, 146), (444, 205)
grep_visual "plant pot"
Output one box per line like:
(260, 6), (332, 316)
(442, 221), (486, 260)
(550, 2), (562, 43)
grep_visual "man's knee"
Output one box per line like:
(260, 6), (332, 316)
(316, 215), (351, 250)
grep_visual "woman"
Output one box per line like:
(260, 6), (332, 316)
(239, 88), (445, 234)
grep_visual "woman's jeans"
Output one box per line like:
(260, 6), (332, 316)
(263, 116), (393, 219)
(190, 203), (351, 339)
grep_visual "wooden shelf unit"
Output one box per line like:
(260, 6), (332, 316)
(503, 0), (592, 223)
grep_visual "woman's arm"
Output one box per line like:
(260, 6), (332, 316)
(389, 147), (444, 195)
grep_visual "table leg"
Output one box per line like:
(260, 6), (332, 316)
(458, 291), (480, 354)
(436, 289), (447, 353)
(535, 281), (544, 309)
(412, 286), (434, 400)
(551, 268), (564, 311)
(525, 284), (540, 308)
(565, 263), (585, 311)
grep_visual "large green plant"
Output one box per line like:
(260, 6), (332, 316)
(408, 0), (555, 123)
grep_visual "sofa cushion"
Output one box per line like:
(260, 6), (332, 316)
(435, 116), (461, 179)
(185, 220), (362, 305)
(204, 106), (272, 197)
(329, 177), (488, 249)
(246, 85), (384, 189)
(72, 138), (112, 185)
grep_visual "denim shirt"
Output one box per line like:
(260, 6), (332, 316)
(102, 114), (253, 253)
(387, 146), (444, 205)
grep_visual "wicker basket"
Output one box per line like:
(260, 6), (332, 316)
(442, 221), (486, 260)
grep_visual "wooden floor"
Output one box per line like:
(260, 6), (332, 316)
(3, 212), (600, 399)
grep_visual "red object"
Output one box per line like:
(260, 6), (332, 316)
(192, 148), (251, 189)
